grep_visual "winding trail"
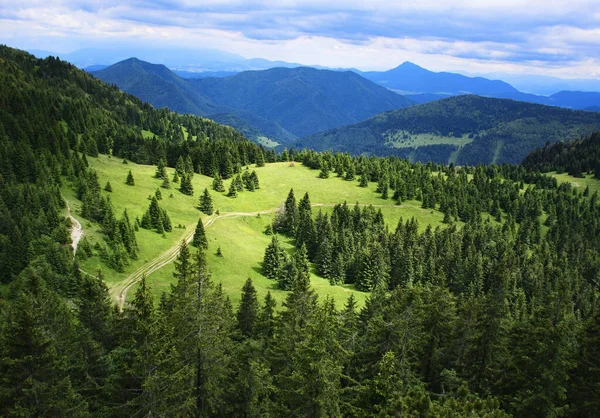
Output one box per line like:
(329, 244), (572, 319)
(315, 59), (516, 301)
(65, 198), (83, 255)
(64, 200), (402, 311)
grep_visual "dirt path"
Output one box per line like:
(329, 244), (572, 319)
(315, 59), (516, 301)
(65, 198), (83, 255)
(110, 203), (403, 310)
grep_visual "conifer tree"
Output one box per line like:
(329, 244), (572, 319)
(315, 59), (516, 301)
(199, 188), (214, 215)
(212, 172), (225, 192)
(155, 158), (167, 179)
(179, 173), (194, 196)
(161, 176), (171, 189)
(155, 188), (162, 200)
(227, 181), (238, 198)
(251, 171), (260, 189)
(104, 180), (112, 192)
(359, 173), (368, 187)
(262, 235), (287, 280)
(126, 169), (135, 186)
(255, 151), (265, 167)
(237, 278), (259, 338)
(192, 218), (208, 249)
(319, 164), (330, 179)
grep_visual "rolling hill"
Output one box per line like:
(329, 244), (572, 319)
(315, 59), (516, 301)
(296, 95), (600, 165)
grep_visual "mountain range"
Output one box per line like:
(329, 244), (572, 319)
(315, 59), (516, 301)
(357, 62), (600, 110)
(296, 95), (600, 165)
(93, 59), (413, 142)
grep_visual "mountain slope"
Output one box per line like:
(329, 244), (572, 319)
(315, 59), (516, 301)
(93, 58), (222, 115)
(296, 95), (600, 165)
(190, 67), (413, 137)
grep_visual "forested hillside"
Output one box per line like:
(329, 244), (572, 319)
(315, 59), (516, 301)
(297, 95), (600, 164)
(94, 60), (413, 143)
(190, 67), (413, 138)
(1, 45), (600, 417)
(523, 131), (600, 177)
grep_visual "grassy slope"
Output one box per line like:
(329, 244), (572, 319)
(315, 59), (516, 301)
(551, 172), (600, 195)
(67, 154), (450, 308)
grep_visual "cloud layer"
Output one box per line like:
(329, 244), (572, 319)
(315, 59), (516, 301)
(1, 0), (599, 77)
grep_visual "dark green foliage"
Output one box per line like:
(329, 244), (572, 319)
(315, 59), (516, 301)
(523, 131), (600, 176)
(155, 158), (167, 179)
(141, 196), (172, 234)
(104, 181), (112, 192)
(126, 170), (134, 186)
(262, 235), (287, 280)
(192, 218), (208, 249)
(237, 278), (259, 338)
(212, 172), (225, 192)
(227, 181), (238, 198)
(155, 188), (162, 200)
(179, 173), (194, 195)
(199, 188), (214, 215)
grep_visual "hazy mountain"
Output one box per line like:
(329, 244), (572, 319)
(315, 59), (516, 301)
(296, 95), (600, 165)
(360, 62), (600, 110)
(190, 67), (413, 138)
(92, 58), (411, 142)
(93, 58), (222, 116)
(360, 62), (519, 96)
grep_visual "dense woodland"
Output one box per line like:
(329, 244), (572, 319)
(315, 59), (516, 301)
(523, 131), (600, 177)
(1, 45), (600, 417)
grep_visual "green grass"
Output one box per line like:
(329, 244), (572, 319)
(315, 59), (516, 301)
(255, 135), (280, 148)
(67, 154), (455, 307)
(141, 130), (155, 139)
(384, 130), (473, 149)
(143, 214), (367, 309)
(550, 172), (600, 195)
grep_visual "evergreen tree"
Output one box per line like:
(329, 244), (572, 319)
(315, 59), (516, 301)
(262, 235), (287, 280)
(212, 172), (225, 192)
(104, 180), (112, 192)
(199, 188), (214, 215)
(192, 218), (208, 249)
(179, 173), (194, 196)
(237, 278), (259, 338)
(126, 169), (135, 186)
(155, 158), (167, 179)
(227, 181), (238, 198)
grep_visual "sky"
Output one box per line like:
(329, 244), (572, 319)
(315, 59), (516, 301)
(1, 0), (599, 78)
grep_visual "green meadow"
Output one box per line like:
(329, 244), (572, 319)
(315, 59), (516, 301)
(65, 154), (455, 308)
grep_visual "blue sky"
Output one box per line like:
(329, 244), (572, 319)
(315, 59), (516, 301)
(1, 0), (599, 78)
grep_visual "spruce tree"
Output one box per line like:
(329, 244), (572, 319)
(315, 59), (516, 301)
(126, 170), (135, 186)
(255, 151), (265, 167)
(199, 188), (214, 215)
(104, 180), (112, 192)
(237, 278), (259, 338)
(212, 172), (225, 192)
(180, 173), (194, 196)
(161, 176), (171, 189)
(192, 218), (208, 249)
(262, 235), (287, 281)
(155, 158), (167, 179)
(227, 181), (238, 198)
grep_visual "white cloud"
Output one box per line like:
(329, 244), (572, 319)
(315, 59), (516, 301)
(0, 1), (599, 79)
